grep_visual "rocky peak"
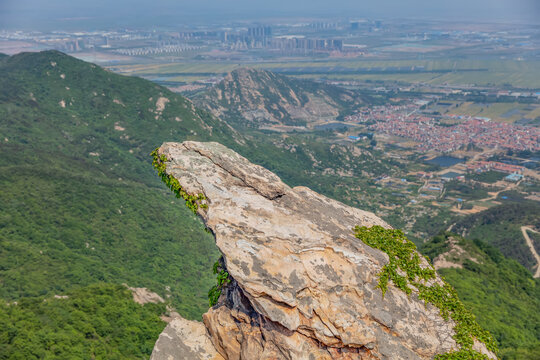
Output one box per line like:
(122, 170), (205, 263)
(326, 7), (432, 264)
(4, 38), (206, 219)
(193, 68), (359, 128)
(150, 141), (497, 360)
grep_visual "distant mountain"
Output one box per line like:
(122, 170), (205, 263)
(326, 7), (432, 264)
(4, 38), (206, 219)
(193, 68), (362, 128)
(421, 233), (540, 359)
(450, 202), (540, 272)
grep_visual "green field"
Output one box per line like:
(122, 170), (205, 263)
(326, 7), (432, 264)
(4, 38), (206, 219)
(447, 102), (540, 122)
(112, 59), (540, 89)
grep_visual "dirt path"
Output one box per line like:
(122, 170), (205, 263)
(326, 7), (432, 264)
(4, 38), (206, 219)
(521, 226), (540, 278)
(477, 179), (522, 202)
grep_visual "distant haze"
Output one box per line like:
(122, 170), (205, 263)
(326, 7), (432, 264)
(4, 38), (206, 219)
(0, 0), (538, 30)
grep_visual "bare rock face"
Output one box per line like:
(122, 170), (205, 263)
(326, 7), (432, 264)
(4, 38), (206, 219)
(152, 141), (496, 360)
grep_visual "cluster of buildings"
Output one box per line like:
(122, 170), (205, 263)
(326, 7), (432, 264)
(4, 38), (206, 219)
(414, 161), (527, 188)
(165, 26), (344, 53)
(219, 26), (273, 49)
(344, 103), (420, 123)
(355, 103), (540, 152)
(466, 161), (524, 174)
(266, 37), (343, 52)
(220, 27), (343, 52)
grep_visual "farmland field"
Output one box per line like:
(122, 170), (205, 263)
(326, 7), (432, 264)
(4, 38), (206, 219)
(447, 102), (540, 123)
(111, 59), (540, 89)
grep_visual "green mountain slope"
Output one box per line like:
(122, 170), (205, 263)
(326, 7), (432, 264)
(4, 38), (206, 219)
(450, 202), (540, 272)
(0, 50), (243, 319)
(421, 233), (540, 359)
(0, 283), (165, 359)
(193, 67), (362, 127)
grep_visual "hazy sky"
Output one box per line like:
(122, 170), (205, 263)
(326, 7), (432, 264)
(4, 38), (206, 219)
(1, 0), (538, 30)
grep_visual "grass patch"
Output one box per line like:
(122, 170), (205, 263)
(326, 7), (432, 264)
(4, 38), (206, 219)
(467, 171), (506, 184)
(0, 283), (166, 359)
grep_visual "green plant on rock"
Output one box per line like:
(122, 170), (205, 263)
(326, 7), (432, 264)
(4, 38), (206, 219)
(208, 259), (231, 307)
(354, 225), (436, 296)
(150, 148), (208, 214)
(353, 225), (498, 360)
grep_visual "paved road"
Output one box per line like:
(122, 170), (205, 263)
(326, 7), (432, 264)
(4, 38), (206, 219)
(521, 226), (540, 278)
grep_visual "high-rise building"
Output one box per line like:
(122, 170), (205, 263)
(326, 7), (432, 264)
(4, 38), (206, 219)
(248, 26), (272, 38)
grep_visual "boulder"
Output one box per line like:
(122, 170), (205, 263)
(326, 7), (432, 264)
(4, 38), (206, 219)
(150, 316), (223, 360)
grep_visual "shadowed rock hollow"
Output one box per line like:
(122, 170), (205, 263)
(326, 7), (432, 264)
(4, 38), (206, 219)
(150, 141), (496, 360)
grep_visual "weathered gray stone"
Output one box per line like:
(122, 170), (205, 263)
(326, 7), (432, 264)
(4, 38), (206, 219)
(152, 141), (497, 360)
(150, 316), (223, 360)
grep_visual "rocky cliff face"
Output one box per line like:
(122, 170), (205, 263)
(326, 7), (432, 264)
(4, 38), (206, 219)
(150, 141), (497, 360)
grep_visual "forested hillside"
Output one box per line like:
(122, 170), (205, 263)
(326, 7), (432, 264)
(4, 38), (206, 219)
(0, 51), (395, 358)
(0, 52), (386, 322)
(451, 202), (540, 271)
(0, 284), (165, 359)
(0, 51), (240, 319)
(421, 233), (540, 359)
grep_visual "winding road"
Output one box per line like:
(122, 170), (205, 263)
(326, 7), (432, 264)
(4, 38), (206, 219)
(521, 226), (540, 278)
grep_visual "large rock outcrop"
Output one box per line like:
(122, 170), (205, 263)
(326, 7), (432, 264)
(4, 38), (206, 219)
(150, 141), (496, 360)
